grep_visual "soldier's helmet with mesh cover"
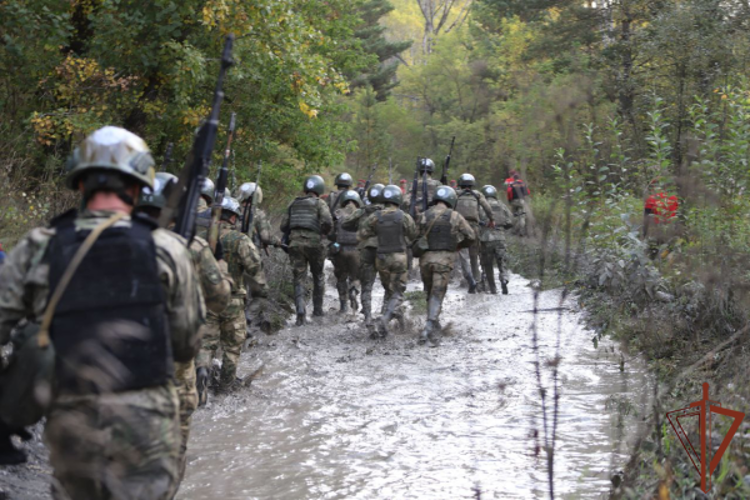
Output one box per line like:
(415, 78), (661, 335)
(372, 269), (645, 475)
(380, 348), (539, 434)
(433, 185), (458, 208)
(458, 173), (476, 188)
(382, 185), (403, 206)
(419, 158), (435, 174)
(334, 172), (353, 188)
(138, 172), (178, 209)
(340, 190), (363, 208)
(66, 126), (155, 190)
(221, 196), (242, 217)
(480, 185), (498, 199)
(236, 182), (263, 206)
(303, 175), (325, 195)
(368, 183), (385, 204)
(201, 178), (216, 204)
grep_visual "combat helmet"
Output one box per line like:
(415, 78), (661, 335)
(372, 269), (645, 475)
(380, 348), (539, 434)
(221, 196), (242, 218)
(66, 126), (155, 190)
(433, 186), (458, 208)
(138, 172), (178, 209)
(381, 185), (403, 206)
(458, 173), (475, 188)
(339, 190), (363, 208)
(368, 183), (385, 204)
(334, 172), (353, 188)
(480, 185), (498, 199)
(303, 175), (325, 195)
(201, 178), (216, 204)
(419, 158), (435, 174)
(236, 182), (263, 206)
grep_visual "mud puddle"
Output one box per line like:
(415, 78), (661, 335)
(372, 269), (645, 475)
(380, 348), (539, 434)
(179, 270), (652, 499)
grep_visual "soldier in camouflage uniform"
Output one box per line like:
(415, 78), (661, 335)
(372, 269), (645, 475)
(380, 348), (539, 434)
(330, 190), (363, 313)
(0, 127), (204, 499)
(342, 183), (385, 326)
(478, 185), (514, 295)
(236, 182), (278, 335)
(136, 172), (232, 482)
(358, 185), (417, 338)
(280, 175), (333, 326)
(326, 172), (354, 213)
(417, 186), (475, 346)
(454, 173), (495, 293)
(197, 197), (264, 392)
(402, 158), (441, 214)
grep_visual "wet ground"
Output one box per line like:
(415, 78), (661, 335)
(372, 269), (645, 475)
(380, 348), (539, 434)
(178, 271), (653, 499)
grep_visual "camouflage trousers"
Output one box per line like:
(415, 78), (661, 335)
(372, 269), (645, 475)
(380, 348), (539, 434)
(245, 268), (271, 336)
(289, 245), (326, 315)
(420, 251), (455, 323)
(358, 247), (378, 322)
(332, 247), (360, 309)
(511, 199), (527, 236)
(375, 252), (408, 320)
(196, 296), (246, 385)
(458, 226), (481, 283)
(173, 358), (198, 483)
(45, 385), (180, 500)
(480, 240), (509, 292)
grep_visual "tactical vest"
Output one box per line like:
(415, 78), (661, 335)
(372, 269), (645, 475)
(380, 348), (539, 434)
(426, 209), (457, 251)
(490, 200), (510, 226)
(376, 210), (406, 254)
(289, 196), (321, 232)
(456, 190), (480, 222)
(510, 181), (528, 200)
(194, 208), (211, 239)
(416, 180), (438, 206)
(47, 212), (172, 395)
(336, 218), (358, 247)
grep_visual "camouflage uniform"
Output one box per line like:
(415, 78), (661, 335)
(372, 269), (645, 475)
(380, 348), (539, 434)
(402, 177), (441, 215)
(197, 221), (263, 389)
(0, 210), (204, 500)
(342, 204), (383, 324)
(241, 208), (277, 336)
(455, 189), (494, 290)
(358, 206), (417, 336)
(174, 235), (231, 480)
(331, 203), (361, 313)
(418, 204), (475, 344)
(479, 197), (514, 295)
(507, 179), (529, 236)
(280, 195), (333, 324)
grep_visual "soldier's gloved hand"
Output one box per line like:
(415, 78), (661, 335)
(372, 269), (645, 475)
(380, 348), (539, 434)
(488, 220), (496, 229)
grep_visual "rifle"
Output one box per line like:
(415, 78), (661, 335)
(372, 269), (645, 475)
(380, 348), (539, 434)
(421, 168), (428, 213)
(362, 164), (377, 201)
(440, 136), (455, 186)
(207, 112), (237, 253)
(388, 157), (393, 185)
(160, 142), (173, 172)
(160, 35), (234, 242)
(409, 157), (421, 219)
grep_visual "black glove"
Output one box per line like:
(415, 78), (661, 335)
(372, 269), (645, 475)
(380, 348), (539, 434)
(214, 238), (225, 261)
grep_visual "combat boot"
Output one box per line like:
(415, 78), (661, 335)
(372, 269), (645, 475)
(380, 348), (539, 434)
(312, 276), (325, 317)
(420, 296), (443, 347)
(294, 283), (306, 326)
(501, 280), (509, 295)
(349, 286), (360, 311)
(196, 367), (210, 407)
(468, 276), (478, 294)
(339, 299), (348, 314)
(0, 423), (26, 466)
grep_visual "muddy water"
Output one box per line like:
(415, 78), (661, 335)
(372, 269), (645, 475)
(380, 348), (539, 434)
(179, 272), (652, 499)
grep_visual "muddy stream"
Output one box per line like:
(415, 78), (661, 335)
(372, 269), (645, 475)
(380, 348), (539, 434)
(178, 270), (652, 499)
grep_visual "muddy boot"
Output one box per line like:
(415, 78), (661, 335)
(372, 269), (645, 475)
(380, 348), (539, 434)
(312, 276), (325, 317)
(421, 296), (443, 346)
(196, 367), (210, 407)
(488, 281), (498, 294)
(0, 424), (27, 466)
(349, 286), (360, 311)
(294, 283), (306, 326)
(501, 280), (509, 295)
(467, 276), (478, 294)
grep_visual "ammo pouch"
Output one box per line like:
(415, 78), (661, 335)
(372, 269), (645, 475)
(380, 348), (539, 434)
(412, 237), (430, 258)
(0, 322), (55, 428)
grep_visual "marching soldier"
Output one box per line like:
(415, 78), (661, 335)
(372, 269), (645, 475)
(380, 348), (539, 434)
(196, 197), (264, 393)
(358, 185), (417, 338)
(280, 175), (333, 326)
(330, 190), (364, 313)
(416, 186), (475, 346)
(506, 172), (530, 236)
(236, 182), (278, 335)
(327, 172), (354, 213)
(136, 172), (232, 480)
(403, 158), (441, 214)
(478, 185), (514, 295)
(0, 126), (204, 498)
(342, 183), (385, 326)
(455, 173), (495, 293)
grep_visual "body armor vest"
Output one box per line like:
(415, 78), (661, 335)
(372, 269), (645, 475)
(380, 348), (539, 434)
(416, 180), (438, 206)
(427, 210), (457, 251)
(376, 210), (406, 254)
(456, 191), (480, 222)
(490, 200), (510, 226)
(289, 196), (321, 232)
(47, 212), (172, 395)
(336, 218), (358, 247)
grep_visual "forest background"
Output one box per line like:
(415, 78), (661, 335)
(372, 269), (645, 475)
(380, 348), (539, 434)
(2, 0), (750, 497)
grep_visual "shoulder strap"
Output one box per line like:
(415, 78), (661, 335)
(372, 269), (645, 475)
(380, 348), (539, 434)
(38, 212), (127, 348)
(423, 208), (445, 239)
